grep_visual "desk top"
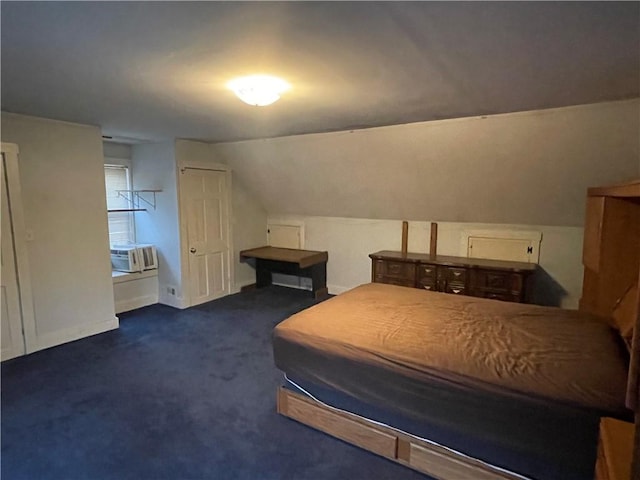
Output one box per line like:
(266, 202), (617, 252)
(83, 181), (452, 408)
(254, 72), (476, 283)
(240, 246), (328, 269)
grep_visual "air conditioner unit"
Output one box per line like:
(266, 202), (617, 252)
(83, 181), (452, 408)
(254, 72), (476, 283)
(110, 244), (158, 272)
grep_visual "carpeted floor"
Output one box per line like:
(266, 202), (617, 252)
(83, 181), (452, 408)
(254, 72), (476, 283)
(1, 286), (427, 480)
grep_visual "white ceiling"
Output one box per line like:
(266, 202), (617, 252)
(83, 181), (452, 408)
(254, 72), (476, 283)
(1, 2), (638, 144)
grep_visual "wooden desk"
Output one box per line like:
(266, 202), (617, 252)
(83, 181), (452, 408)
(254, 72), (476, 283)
(240, 246), (329, 299)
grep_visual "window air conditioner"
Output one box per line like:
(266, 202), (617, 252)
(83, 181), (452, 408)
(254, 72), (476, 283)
(110, 244), (158, 272)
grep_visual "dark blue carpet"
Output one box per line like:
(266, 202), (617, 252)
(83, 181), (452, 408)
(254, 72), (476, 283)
(1, 286), (427, 480)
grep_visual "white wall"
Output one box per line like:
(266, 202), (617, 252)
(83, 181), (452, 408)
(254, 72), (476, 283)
(268, 214), (583, 308)
(215, 100), (639, 227)
(232, 176), (268, 289)
(113, 271), (159, 314)
(131, 142), (183, 307)
(1, 112), (118, 350)
(103, 142), (132, 162)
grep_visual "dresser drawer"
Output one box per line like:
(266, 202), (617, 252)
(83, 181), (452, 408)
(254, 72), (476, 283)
(443, 283), (466, 295)
(381, 261), (414, 278)
(417, 264), (436, 278)
(418, 277), (437, 291)
(472, 271), (524, 295)
(376, 275), (415, 288)
(479, 291), (517, 302)
(372, 258), (416, 287)
(439, 267), (467, 283)
(417, 264), (436, 290)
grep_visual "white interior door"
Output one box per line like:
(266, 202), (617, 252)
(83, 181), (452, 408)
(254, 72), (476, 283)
(182, 168), (230, 306)
(1, 153), (25, 360)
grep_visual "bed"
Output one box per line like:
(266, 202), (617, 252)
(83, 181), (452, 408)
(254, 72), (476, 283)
(273, 181), (640, 480)
(274, 283), (629, 480)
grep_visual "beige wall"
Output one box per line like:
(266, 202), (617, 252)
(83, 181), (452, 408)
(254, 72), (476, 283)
(215, 100), (639, 227)
(1, 112), (118, 350)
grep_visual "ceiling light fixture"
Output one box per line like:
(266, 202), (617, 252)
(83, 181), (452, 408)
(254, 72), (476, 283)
(227, 75), (290, 107)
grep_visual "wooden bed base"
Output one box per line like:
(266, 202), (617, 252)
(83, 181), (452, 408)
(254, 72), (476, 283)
(277, 386), (523, 480)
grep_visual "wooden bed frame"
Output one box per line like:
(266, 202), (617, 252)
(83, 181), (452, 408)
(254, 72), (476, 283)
(277, 386), (522, 480)
(276, 179), (640, 480)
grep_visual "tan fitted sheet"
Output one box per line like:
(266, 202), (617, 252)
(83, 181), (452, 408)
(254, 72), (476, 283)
(274, 283), (628, 414)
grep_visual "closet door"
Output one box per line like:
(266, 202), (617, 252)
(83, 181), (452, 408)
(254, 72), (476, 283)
(1, 153), (25, 360)
(1, 143), (36, 360)
(182, 168), (231, 306)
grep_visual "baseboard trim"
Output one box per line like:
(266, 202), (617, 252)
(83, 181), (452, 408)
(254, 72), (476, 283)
(158, 293), (188, 309)
(31, 316), (119, 353)
(115, 294), (159, 314)
(327, 284), (351, 295)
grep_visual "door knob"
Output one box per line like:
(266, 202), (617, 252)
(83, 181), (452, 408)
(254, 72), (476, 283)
(190, 248), (196, 253)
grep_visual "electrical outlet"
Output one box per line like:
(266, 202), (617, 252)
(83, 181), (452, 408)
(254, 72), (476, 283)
(166, 286), (176, 295)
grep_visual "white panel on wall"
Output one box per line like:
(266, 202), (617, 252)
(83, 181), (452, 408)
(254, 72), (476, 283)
(461, 229), (541, 263)
(468, 237), (533, 263)
(268, 224), (302, 249)
(267, 223), (306, 289)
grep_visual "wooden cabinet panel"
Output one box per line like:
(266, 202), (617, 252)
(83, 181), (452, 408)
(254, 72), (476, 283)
(595, 418), (634, 480)
(583, 196), (605, 272)
(581, 195), (640, 317)
(370, 251), (536, 303)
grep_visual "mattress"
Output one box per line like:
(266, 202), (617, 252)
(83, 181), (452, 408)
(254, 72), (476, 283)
(272, 283), (631, 480)
(273, 282), (629, 415)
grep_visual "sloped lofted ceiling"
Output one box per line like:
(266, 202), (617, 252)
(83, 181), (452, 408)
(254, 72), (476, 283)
(1, 2), (639, 144)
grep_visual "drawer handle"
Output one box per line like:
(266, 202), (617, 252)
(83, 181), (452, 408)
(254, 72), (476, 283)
(452, 288), (462, 294)
(453, 271), (462, 277)
(423, 286), (432, 290)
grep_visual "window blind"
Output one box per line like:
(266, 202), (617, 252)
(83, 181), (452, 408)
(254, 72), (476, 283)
(104, 165), (134, 246)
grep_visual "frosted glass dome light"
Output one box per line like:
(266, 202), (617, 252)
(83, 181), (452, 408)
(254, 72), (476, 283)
(227, 75), (290, 106)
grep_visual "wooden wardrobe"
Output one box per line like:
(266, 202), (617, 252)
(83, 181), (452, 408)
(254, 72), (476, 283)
(579, 179), (640, 480)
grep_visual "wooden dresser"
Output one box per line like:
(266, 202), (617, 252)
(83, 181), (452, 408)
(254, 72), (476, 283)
(369, 251), (537, 303)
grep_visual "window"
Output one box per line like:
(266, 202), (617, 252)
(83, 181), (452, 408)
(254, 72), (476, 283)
(104, 165), (135, 246)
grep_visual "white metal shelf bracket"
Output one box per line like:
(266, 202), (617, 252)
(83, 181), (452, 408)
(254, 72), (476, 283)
(116, 189), (162, 210)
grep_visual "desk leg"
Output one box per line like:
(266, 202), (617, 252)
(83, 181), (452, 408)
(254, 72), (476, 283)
(311, 263), (328, 299)
(255, 259), (272, 288)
